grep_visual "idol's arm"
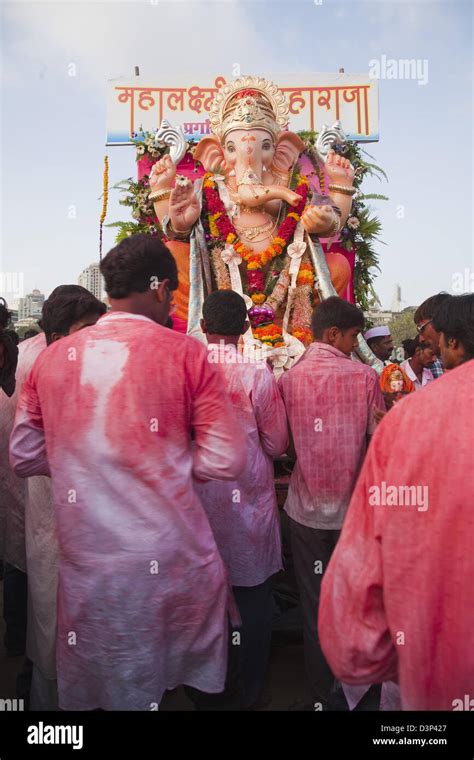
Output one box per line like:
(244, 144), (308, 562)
(326, 190), (352, 228)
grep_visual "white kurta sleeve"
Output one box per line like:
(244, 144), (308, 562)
(9, 371), (51, 478)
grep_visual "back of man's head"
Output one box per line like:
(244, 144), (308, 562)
(402, 338), (417, 358)
(312, 296), (364, 338)
(432, 293), (474, 363)
(40, 285), (106, 345)
(202, 290), (247, 336)
(100, 235), (178, 298)
(0, 298), (11, 330)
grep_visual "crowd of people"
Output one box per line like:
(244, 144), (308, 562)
(1, 234), (473, 711)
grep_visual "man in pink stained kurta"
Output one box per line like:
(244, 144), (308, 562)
(319, 358), (474, 710)
(278, 296), (384, 710)
(10, 235), (246, 711)
(194, 290), (288, 709)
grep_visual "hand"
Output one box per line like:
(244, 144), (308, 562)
(325, 149), (355, 186)
(301, 204), (338, 235)
(373, 406), (386, 424)
(169, 182), (200, 233)
(149, 154), (176, 192)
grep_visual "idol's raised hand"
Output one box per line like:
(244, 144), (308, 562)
(169, 181), (200, 233)
(325, 149), (355, 185)
(149, 154), (177, 192)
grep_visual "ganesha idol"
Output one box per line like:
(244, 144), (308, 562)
(149, 76), (356, 369)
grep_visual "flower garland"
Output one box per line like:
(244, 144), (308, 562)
(203, 171), (308, 302)
(99, 155), (109, 261)
(202, 171), (312, 347)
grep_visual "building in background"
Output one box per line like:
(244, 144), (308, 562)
(365, 284), (405, 327)
(391, 283), (402, 314)
(78, 263), (102, 300)
(17, 289), (45, 321)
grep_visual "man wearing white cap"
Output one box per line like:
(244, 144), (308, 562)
(363, 326), (394, 365)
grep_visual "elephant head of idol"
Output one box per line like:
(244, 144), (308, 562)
(193, 76), (306, 207)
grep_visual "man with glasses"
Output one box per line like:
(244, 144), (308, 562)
(413, 292), (451, 378)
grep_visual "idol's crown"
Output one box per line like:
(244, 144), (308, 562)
(209, 76), (289, 142)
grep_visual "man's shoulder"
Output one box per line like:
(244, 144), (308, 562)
(346, 359), (380, 382)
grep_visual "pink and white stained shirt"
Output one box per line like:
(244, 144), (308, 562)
(194, 344), (288, 587)
(319, 360), (474, 710)
(278, 342), (384, 530)
(10, 312), (247, 711)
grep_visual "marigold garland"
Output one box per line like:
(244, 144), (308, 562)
(203, 171), (313, 346)
(99, 155), (109, 261)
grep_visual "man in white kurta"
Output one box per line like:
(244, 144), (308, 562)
(2, 286), (107, 708)
(1, 333), (47, 659)
(10, 235), (246, 710)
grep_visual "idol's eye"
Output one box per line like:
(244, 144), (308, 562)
(226, 143), (235, 153)
(262, 141), (273, 151)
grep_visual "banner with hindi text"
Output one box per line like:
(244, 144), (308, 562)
(106, 72), (379, 145)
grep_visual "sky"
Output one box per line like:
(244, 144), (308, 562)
(0, 0), (472, 310)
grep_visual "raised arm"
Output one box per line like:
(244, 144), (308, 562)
(189, 344), (247, 482)
(253, 366), (288, 458)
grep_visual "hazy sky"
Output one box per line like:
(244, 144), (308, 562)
(1, 0), (472, 309)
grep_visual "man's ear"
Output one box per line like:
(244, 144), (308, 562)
(200, 318), (207, 334)
(242, 320), (250, 335)
(153, 278), (170, 303)
(50, 332), (62, 343)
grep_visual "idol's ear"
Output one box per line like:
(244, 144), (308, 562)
(271, 131), (306, 173)
(193, 135), (226, 173)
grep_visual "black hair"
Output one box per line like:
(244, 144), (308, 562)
(202, 290), (248, 336)
(0, 298), (11, 329)
(402, 338), (417, 357)
(403, 336), (430, 358)
(4, 329), (19, 346)
(432, 293), (474, 362)
(366, 335), (387, 349)
(40, 288), (106, 341)
(23, 329), (39, 340)
(414, 292), (450, 324)
(100, 234), (178, 299)
(311, 296), (364, 339)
